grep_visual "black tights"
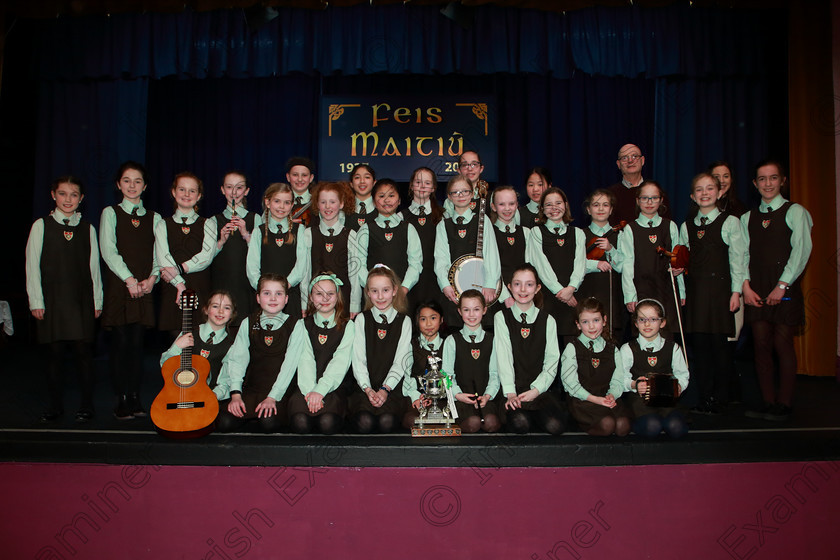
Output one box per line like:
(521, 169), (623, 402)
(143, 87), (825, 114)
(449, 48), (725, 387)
(507, 408), (566, 435)
(290, 413), (342, 435)
(587, 415), (631, 437)
(47, 339), (94, 410)
(459, 414), (501, 434)
(353, 412), (398, 434)
(633, 411), (688, 439)
(751, 321), (797, 406)
(110, 323), (145, 395)
(216, 411), (284, 433)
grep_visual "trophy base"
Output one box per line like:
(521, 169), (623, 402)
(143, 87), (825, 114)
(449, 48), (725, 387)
(411, 424), (461, 437)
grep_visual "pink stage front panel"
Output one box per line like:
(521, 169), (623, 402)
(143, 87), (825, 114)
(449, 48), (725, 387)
(2, 460), (838, 560)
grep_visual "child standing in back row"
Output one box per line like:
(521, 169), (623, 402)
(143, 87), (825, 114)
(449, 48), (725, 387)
(26, 176), (103, 422)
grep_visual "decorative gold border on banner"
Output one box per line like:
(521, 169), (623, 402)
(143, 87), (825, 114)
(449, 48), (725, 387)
(328, 104), (361, 136)
(455, 102), (488, 135)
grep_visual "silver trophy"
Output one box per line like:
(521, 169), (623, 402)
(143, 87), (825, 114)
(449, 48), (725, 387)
(413, 354), (460, 436)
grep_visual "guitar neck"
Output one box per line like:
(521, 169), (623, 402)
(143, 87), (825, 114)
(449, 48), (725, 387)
(180, 306), (193, 370)
(475, 197), (485, 258)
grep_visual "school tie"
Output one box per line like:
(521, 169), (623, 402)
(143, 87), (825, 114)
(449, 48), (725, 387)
(379, 313), (388, 325)
(265, 323), (274, 331)
(327, 228), (334, 237)
(648, 220), (654, 228)
(520, 313), (528, 325)
(428, 343), (435, 352)
(646, 346), (654, 353)
(700, 217), (708, 226)
(182, 217), (188, 224)
(295, 196), (302, 206)
(359, 202), (366, 215)
(323, 321), (329, 329)
(457, 216), (465, 225)
(131, 207), (138, 217)
(505, 225), (510, 233)
(63, 218), (70, 226)
(418, 206), (426, 216)
(554, 227), (560, 236)
(384, 220), (390, 229)
(207, 331), (215, 345)
(469, 335), (476, 343)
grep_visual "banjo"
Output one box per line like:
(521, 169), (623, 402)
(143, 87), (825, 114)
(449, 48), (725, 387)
(447, 196), (502, 304)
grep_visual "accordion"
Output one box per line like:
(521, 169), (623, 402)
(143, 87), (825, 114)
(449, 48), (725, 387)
(642, 373), (680, 407)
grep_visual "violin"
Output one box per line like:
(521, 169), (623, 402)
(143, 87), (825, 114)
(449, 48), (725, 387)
(656, 244), (690, 270)
(586, 221), (627, 261)
(291, 201), (312, 227)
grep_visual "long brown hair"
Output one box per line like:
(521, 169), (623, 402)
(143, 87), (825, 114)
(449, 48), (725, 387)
(306, 272), (348, 330)
(537, 187), (573, 224)
(262, 183), (296, 246)
(364, 266), (408, 314)
(408, 167), (444, 223)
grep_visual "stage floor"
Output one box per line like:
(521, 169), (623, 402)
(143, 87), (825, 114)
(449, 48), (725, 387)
(1, 343), (839, 468)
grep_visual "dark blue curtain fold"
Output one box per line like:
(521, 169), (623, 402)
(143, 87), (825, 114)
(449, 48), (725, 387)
(31, 4), (777, 81)
(33, 80), (149, 218)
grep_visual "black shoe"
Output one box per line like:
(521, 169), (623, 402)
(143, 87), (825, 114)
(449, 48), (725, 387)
(75, 407), (95, 423)
(706, 398), (725, 415)
(764, 403), (792, 421)
(745, 403), (772, 419)
(39, 409), (63, 423)
(114, 396), (134, 420)
(127, 393), (147, 417)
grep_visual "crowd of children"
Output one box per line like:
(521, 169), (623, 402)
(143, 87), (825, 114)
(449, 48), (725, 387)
(25, 152), (812, 436)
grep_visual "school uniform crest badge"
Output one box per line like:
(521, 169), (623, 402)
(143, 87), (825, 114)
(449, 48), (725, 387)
(200, 349), (210, 358)
(358, 218), (366, 227)
(181, 226), (191, 235)
(264, 336), (274, 346)
(377, 328), (387, 340)
(557, 239), (565, 247)
(384, 232), (393, 241)
(647, 356), (657, 367)
(648, 235), (657, 243)
(325, 243), (334, 253)
(520, 328), (530, 339)
(762, 220), (771, 229)
(469, 201), (476, 210)
(591, 358), (600, 368)
(63, 231), (74, 241)
(471, 349), (481, 360)
(507, 237), (515, 246)
(318, 334), (328, 345)
(458, 229), (467, 238)
(131, 219), (140, 228)
(275, 238), (284, 247)
(696, 230), (705, 239)
(418, 217), (426, 226)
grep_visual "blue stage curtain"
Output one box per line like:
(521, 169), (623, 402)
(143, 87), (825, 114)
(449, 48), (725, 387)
(144, 75), (319, 215)
(30, 5), (776, 81)
(33, 79), (149, 218)
(651, 77), (775, 219)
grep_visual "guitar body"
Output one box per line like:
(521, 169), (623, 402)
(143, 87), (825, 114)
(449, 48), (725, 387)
(447, 196), (502, 304)
(449, 254), (502, 304)
(150, 289), (219, 439)
(151, 354), (218, 437)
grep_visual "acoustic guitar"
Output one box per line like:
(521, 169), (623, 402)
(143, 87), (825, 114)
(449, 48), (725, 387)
(447, 196), (502, 304)
(151, 290), (218, 438)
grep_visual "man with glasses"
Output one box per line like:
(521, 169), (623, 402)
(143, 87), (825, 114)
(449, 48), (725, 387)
(607, 144), (670, 224)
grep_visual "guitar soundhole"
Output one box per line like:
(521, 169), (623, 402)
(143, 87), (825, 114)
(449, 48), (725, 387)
(174, 368), (198, 388)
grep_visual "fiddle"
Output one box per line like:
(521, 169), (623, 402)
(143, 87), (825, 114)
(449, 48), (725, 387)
(291, 201), (312, 227)
(586, 221), (627, 261)
(656, 244), (690, 271)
